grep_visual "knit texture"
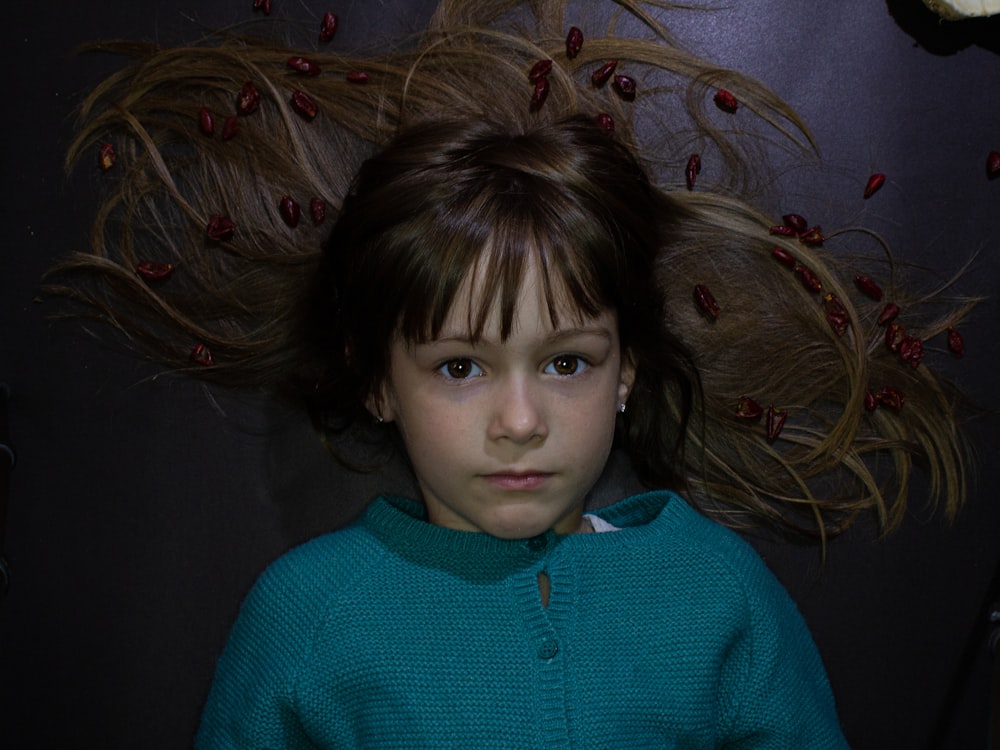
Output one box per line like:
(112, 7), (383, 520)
(196, 491), (851, 748)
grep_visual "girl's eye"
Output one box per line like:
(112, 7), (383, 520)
(438, 358), (482, 379)
(545, 355), (587, 376)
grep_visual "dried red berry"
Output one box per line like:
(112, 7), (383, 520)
(236, 81), (260, 115)
(591, 60), (618, 86)
(198, 107), (215, 137)
(863, 172), (886, 199)
(735, 396), (763, 420)
(713, 89), (738, 113)
(693, 283), (720, 319)
(252, 0), (272, 14)
(766, 405), (787, 441)
(530, 77), (550, 111)
(612, 74), (636, 101)
(529, 59), (553, 82)
(287, 56), (322, 76)
(190, 344), (214, 366)
(798, 226), (825, 246)
(99, 143), (115, 171)
(309, 197), (326, 224)
(863, 390), (878, 413)
(594, 113), (615, 136)
(565, 26), (583, 59)
(853, 274), (883, 301)
(782, 213), (808, 234)
(135, 261), (174, 281)
(221, 115), (239, 141)
(206, 214), (235, 241)
(899, 335), (924, 368)
(279, 196), (301, 227)
(794, 264), (822, 293)
(769, 224), (797, 238)
(885, 322), (905, 353)
(685, 154), (701, 191)
(947, 327), (965, 358)
(986, 150), (1000, 178)
(824, 293), (849, 337)
(771, 246), (796, 268)
(877, 303), (900, 326)
(319, 12), (338, 43)
(346, 71), (370, 84)
(291, 89), (319, 120)
(875, 386), (904, 411)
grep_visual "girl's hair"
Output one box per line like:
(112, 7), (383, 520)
(307, 116), (698, 491)
(44, 0), (974, 542)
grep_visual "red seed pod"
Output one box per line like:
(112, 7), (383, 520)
(135, 261), (174, 281)
(565, 26), (584, 59)
(319, 12), (338, 43)
(853, 274), (883, 301)
(823, 293), (849, 337)
(885, 322), (905, 352)
(771, 246), (797, 268)
(877, 302), (900, 326)
(279, 195), (301, 227)
(252, 0), (271, 13)
(863, 390), (878, 413)
(98, 143), (116, 171)
(594, 112), (615, 136)
(766, 405), (787, 441)
(221, 115), (239, 141)
(236, 81), (261, 115)
(735, 396), (763, 420)
(685, 154), (701, 191)
(987, 150), (1000, 177)
(591, 60), (618, 86)
(529, 59), (553, 82)
(947, 327), (965, 358)
(190, 344), (214, 366)
(346, 70), (370, 84)
(713, 89), (738, 113)
(863, 172), (886, 199)
(899, 335), (924, 368)
(798, 226), (825, 246)
(782, 213), (808, 233)
(309, 197), (326, 224)
(198, 107), (215, 137)
(287, 56), (322, 76)
(530, 76), (550, 111)
(206, 214), (236, 241)
(291, 89), (319, 120)
(875, 386), (904, 411)
(769, 224), (797, 238)
(612, 74), (636, 101)
(693, 283), (720, 319)
(794, 264), (822, 293)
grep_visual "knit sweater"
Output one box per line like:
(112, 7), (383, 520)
(196, 491), (850, 749)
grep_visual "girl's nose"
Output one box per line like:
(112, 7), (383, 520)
(487, 377), (547, 444)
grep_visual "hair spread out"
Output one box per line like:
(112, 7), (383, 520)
(44, 0), (975, 544)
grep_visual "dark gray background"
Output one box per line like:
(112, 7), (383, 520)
(2, 1), (998, 748)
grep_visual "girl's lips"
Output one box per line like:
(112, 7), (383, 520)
(481, 472), (553, 490)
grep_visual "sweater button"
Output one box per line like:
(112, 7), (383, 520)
(526, 535), (547, 552)
(538, 638), (559, 660)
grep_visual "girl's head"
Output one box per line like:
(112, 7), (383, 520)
(308, 115), (697, 524)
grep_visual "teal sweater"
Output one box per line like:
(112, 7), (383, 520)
(197, 491), (850, 748)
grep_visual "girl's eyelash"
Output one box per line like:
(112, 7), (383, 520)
(544, 354), (591, 376)
(436, 358), (483, 380)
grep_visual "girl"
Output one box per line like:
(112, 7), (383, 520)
(196, 115), (851, 747)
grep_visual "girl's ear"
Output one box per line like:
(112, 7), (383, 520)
(366, 381), (395, 423)
(618, 349), (637, 408)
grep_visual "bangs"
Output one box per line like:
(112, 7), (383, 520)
(393, 168), (621, 344)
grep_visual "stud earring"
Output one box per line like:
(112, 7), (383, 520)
(618, 402), (627, 414)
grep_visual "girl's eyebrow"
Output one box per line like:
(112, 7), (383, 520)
(428, 325), (614, 347)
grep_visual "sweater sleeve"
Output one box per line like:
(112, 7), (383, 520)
(194, 546), (331, 750)
(716, 541), (852, 749)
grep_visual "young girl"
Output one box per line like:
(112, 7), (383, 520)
(43, 0), (972, 746)
(195, 115), (851, 747)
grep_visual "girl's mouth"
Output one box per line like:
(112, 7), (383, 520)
(481, 472), (553, 490)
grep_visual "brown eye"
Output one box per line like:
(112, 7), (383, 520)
(546, 355), (583, 376)
(440, 359), (481, 379)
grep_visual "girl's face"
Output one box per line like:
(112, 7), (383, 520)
(375, 258), (635, 539)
